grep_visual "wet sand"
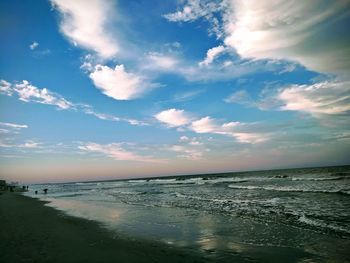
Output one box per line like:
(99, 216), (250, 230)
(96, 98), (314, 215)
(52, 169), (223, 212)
(1, 191), (346, 263)
(0, 192), (209, 263)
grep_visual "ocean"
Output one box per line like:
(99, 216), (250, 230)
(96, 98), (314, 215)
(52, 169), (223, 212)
(26, 166), (350, 262)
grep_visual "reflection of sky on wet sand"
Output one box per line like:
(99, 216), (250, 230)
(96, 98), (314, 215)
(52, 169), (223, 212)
(42, 197), (350, 262)
(45, 199), (123, 226)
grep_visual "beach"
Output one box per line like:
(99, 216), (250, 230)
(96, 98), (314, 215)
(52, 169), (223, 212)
(1, 167), (350, 262)
(0, 192), (209, 263)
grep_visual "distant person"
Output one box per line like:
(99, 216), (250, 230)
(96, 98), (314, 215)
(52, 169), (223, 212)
(22, 186), (26, 191)
(26, 186), (29, 190)
(43, 188), (48, 194)
(35, 190), (38, 194)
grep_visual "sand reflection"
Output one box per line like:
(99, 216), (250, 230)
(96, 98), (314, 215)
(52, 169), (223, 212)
(45, 198), (123, 225)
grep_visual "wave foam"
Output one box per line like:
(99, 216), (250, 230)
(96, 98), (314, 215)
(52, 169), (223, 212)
(227, 185), (350, 195)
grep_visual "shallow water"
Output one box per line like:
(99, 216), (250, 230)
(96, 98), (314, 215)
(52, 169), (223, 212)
(27, 166), (350, 262)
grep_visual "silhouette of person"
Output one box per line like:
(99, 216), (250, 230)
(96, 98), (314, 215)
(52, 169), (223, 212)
(43, 188), (48, 194)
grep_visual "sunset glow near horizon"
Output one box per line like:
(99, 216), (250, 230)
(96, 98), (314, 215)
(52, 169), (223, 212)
(1, 0), (350, 183)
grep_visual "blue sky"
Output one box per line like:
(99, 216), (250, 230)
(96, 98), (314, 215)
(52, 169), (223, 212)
(1, 0), (349, 183)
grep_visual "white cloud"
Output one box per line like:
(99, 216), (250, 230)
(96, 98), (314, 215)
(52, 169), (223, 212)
(157, 110), (269, 144)
(0, 122), (28, 130)
(190, 116), (268, 144)
(125, 119), (149, 126)
(163, 0), (221, 23)
(0, 80), (13, 96)
(0, 140), (13, 148)
(232, 133), (268, 144)
(199, 45), (225, 66)
(170, 145), (203, 160)
(78, 142), (162, 163)
(190, 116), (219, 133)
(82, 106), (148, 126)
(154, 109), (192, 127)
(1, 79), (147, 126)
(19, 140), (42, 149)
(225, 80), (350, 117)
(51, 0), (118, 58)
(165, 0), (350, 75)
(179, 135), (203, 145)
(224, 0), (350, 74)
(81, 105), (121, 122)
(89, 64), (151, 100)
(169, 136), (207, 160)
(224, 90), (250, 104)
(277, 80), (350, 115)
(145, 52), (178, 70)
(0, 139), (43, 149)
(14, 80), (73, 109)
(172, 89), (204, 102)
(179, 135), (190, 142)
(29, 42), (39, 50)
(164, 0), (224, 38)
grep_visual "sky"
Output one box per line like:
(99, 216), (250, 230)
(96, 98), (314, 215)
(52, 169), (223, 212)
(0, 0), (349, 183)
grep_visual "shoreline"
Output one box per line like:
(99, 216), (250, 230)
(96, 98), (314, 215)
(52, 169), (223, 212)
(2, 191), (349, 263)
(0, 192), (210, 263)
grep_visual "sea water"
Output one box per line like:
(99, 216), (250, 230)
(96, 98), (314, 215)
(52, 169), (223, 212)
(26, 166), (350, 262)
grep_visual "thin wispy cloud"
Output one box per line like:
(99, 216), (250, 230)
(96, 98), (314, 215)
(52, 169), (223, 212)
(19, 140), (42, 149)
(171, 89), (204, 103)
(225, 80), (350, 117)
(0, 122), (28, 130)
(0, 79), (147, 126)
(144, 52), (179, 71)
(14, 80), (73, 109)
(170, 145), (203, 160)
(277, 80), (350, 115)
(78, 142), (164, 163)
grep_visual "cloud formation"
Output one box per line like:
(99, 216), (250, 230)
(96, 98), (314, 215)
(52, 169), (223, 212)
(89, 64), (151, 100)
(191, 116), (268, 143)
(51, 0), (118, 58)
(155, 109), (269, 144)
(163, 0), (221, 23)
(0, 79), (147, 126)
(19, 140), (42, 149)
(225, 80), (350, 117)
(29, 42), (39, 50)
(0, 122), (28, 130)
(224, 90), (252, 105)
(170, 145), (203, 160)
(78, 142), (162, 163)
(12, 80), (73, 109)
(144, 52), (178, 71)
(154, 109), (193, 127)
(199, 45), (225, 66)
(166, 0), (350, 75)
(277, 80), (350, 115)
(223, 0), (350, 74)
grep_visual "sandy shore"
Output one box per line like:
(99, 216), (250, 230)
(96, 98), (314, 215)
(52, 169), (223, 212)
(0, 192), (210, 263)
